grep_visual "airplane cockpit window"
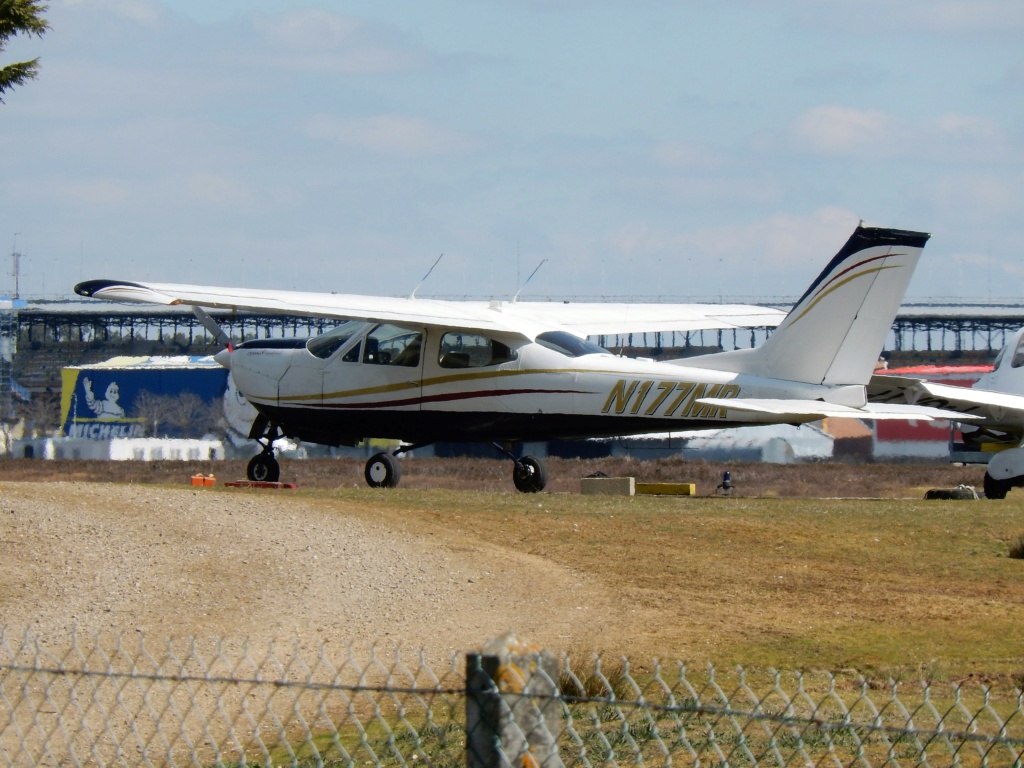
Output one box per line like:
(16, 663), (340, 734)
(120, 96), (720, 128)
(307, 322), (364, 361)
(1011, 335), (1024, 368)
(438, 332), (519, 368)
(535, 331), (609, 358)
(364, 324), (423, 367)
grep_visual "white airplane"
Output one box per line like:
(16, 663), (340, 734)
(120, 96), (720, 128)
(870, 326), (1024, 499)
(75, 224), (961, 492)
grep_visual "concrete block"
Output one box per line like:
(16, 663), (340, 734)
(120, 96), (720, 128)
(581, 476), (635, 496)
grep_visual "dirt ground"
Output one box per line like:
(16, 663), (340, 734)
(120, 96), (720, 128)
(0, 457), (1004, 663)
(0, 474), (659, 660)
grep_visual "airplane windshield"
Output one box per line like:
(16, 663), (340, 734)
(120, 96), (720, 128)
(307, 322), (364, 360)
(1012, 334), (1024, 368)
(535, 331), (609, 358)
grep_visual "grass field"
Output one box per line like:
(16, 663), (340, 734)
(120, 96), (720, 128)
(303, 485), (1024, 681)
(3, 456), (1021, 680)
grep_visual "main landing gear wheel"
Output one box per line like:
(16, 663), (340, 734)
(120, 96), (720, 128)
(247, 452), (280, 483)
(365, 452), (401, 488)
(512, 455), (547, 493)
(983, 472), (1012, 500)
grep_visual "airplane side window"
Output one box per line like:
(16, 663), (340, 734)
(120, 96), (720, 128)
(363, 324), (423, 367)
(342, 342), (361, 362)
(439, 332), (518, 368)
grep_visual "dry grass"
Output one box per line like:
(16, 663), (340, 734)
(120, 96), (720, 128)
(330, 488), (1024, 677)
(0, 456), (990, 497)
(4, 456), (1019, 679)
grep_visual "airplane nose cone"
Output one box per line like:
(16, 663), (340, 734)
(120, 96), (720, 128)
(214, 347), (232, 369)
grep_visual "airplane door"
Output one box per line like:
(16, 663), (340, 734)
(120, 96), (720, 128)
(321, 324), (425, 438)
(425, 330), (529, 436)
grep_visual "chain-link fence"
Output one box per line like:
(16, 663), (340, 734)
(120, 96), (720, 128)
(2, 628), (1022, 767)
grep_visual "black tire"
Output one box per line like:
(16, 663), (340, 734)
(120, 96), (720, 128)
(924, 486), (977, 500)
(247, 452), (280, 483)
(983, 472), (1011, 500)
(365, 452), (401, 488)
(512, 455), (547, 493)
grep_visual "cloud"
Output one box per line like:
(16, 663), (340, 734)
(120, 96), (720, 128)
(679, 207), (860, 272)
(926, 172), (1024, 218)
(650, 141), (728, 171)
(582, 208), (859, 279)
(789, 0), (1024, 35)
(58, 177), (137, 207)
(61, 0), (162, 25)
(933, 113), (1002, 143)
(186, 172), (253, 208)
(252, 9), (359, 48)
(792, 106), (900, 155)
(248, 10), (424, 75)
(919, 1), (1024, 33)
(792, 106), (1012, 162)
(302, 115), (476, 157)
(795, 62), (888, 91)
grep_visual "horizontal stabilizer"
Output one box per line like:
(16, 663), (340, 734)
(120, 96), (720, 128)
(697, 397), (979, 421)
(869, 374), (1024, 438)
(870, 374), (1024, 414)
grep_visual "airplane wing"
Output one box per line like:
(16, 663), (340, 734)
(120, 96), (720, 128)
(502, 302), (785, 336)
(74, 279), (785, 341)
(697, 397), (980, 421)
(868, 374), (1024, 425)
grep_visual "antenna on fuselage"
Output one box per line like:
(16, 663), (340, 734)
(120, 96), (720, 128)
(409, 253), (444, 299)
(512, 259), (547, 303)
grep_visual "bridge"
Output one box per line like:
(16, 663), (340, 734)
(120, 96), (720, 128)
(8, 299), (1024, 395)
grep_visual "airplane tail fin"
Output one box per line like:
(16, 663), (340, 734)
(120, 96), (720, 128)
(685, 225), (930, 386)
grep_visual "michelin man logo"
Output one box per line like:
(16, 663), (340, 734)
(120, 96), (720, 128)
(83, 377), (125, 418)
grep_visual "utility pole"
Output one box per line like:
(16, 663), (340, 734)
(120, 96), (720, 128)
(10, 234), (23, 299)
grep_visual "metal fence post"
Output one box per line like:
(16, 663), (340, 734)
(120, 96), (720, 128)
(465, 633), (565, 768)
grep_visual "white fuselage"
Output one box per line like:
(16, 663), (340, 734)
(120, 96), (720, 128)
(220, 326), (831, 446)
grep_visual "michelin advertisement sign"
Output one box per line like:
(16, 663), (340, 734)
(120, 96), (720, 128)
(60, 356), (245, 439)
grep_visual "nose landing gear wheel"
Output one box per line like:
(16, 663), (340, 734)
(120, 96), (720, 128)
(247, 452), (280, 483)
(512, 455), (547, 493)
(365, 452), (401, 488)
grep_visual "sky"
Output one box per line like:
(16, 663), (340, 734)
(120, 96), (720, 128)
(1, 0), (1023, 302)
